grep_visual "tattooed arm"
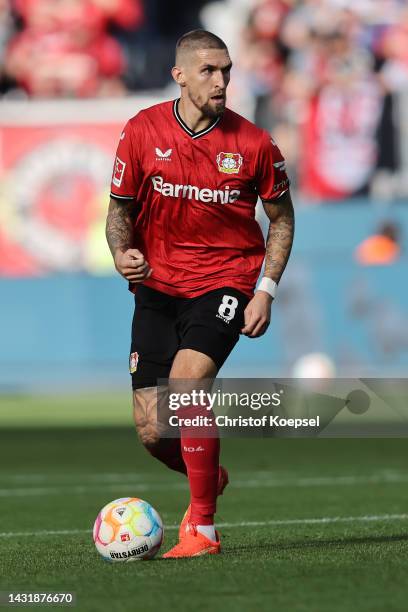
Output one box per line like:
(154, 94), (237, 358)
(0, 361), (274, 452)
(105, 197), (152, 283)
(241, 190), (295, 338)
(262, 189), (295, 283)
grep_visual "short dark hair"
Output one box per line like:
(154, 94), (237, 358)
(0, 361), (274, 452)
(175, 30), (228, 63)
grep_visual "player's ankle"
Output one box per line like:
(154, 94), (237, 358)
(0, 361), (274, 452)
(190, 510), (214, 526)
(196, 524), (216, 541)
(188, 513), (216, 540)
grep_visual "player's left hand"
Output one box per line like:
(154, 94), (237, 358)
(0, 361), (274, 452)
(241, 291), (272, 338)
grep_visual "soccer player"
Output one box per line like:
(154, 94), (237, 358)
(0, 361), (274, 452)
(106, 30), (294, 558)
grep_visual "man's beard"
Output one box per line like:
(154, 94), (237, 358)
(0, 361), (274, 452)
(189, 92), (226, 119)
(202, 100), (226, 119)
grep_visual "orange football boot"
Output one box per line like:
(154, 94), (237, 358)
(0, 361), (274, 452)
(163, 523), (221, 558)
(178, 465), (229, 540)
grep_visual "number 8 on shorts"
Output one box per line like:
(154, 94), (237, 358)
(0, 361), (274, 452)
(218, 295), (238, 322)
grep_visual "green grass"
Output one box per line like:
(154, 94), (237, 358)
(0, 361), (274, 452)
(0, 395), (408, 611)
(0, 393), (132, 427)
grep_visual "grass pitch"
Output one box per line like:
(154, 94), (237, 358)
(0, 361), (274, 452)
(0, 394), (408, 611)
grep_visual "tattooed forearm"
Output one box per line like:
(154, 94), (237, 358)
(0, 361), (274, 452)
(262, 191), (295, 283)
(105, 197), (135, 256)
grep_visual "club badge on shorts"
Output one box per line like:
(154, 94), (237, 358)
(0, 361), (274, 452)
(129, 352), (139, 374)
(216, 152), (243, 174)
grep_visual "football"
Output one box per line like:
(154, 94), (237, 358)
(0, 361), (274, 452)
(93, 497), (164, 562)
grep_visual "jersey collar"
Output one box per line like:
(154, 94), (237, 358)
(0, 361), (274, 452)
(173, 99), (221, 139)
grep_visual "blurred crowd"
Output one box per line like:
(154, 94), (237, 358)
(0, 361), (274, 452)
(0, 0), (144, 97)
(1, 0), (408, 200)
(232, 0), (408, 199)
(0, 0), (209, 95)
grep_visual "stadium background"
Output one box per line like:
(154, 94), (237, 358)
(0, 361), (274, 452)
(1, 0), (408, 395)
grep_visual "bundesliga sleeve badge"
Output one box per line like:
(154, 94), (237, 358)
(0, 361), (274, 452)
(112, 156), (126, 188)
(216, 152), (243, 174)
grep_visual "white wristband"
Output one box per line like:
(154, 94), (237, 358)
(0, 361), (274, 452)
(256, 277), (277, 299)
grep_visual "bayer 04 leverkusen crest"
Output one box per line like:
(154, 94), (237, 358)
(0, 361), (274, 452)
(216, 152), (243, 174)
(129, 352), (139, 374)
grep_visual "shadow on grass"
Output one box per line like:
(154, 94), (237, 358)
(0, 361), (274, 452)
(226, 533), (408, 555)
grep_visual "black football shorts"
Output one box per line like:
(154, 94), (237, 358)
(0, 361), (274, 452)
(129, 285), (250, 389)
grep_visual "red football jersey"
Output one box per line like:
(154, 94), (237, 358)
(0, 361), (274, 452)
(110, 99), (289, 298)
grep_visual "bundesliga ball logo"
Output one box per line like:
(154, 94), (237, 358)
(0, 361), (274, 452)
(216, 152), (243, 174)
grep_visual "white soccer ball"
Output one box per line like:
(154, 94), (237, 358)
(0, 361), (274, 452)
(93, 497), (164, 562)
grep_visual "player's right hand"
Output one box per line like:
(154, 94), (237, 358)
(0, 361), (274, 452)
(114, 248), (153, 283)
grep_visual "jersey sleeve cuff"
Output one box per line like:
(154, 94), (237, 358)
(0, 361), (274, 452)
(261, 188), (289, 203)
(110, 192), (136, 201)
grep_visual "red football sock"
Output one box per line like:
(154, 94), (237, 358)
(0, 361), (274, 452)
(179, 405), (220, 525)
(144, 438), (187, 475)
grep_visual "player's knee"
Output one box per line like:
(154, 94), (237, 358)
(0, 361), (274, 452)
(132, 387), (160, 447)
(141, 434), (162, 454)
(133, 417), (162, 448)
